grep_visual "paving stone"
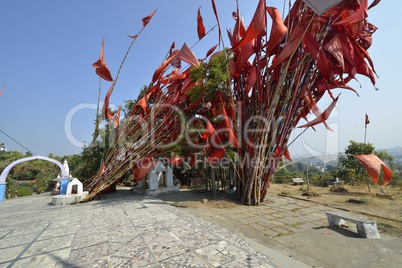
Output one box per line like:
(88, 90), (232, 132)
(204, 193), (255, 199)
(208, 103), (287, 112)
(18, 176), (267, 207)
(22, 236), (74, 258)
(106, 246), (157, 267)
(12, 248), (69, 268)
(0, 191), (305, 267)
(0, 244), (27, 264)
(248, 223), (267, 232)
(159, 250), (208, 267)
(270, 227), (293, 237)
(66, 242), (108, 266)
(195, 241), (247, 267)
(303, 212), (328, 221)
(0, 233), (37, 249)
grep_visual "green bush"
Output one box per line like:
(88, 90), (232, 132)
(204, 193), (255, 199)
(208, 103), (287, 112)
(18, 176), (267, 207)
(6, 186), (32, 198)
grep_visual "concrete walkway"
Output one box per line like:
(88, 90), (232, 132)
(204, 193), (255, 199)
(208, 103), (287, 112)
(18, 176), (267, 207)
(0, 190), (307, 268)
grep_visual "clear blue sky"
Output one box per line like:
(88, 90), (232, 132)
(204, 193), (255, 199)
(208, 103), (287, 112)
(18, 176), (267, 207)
(0, 0), (400, 158)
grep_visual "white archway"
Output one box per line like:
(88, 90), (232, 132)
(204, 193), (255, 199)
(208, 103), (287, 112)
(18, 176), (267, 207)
(0, 156), (67, 184)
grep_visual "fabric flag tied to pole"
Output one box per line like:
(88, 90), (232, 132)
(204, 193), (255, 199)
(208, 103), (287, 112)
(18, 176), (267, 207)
(92, 37), (114, 82)
(365, 113), (370, 125)
(354, 154), (392, 186)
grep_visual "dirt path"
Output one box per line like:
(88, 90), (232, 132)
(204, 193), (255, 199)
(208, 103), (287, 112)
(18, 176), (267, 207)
(158, 185), (402, 267)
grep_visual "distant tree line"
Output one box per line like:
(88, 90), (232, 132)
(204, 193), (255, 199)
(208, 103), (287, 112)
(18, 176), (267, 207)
(1, 130), (401, 198)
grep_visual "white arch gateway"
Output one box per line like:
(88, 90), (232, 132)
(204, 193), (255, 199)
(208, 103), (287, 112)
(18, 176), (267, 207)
(0, 155), (69, 202)
(0, 155), (68, 184)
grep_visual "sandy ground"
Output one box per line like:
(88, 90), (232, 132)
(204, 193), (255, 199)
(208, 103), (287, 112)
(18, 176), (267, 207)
(158, 183), (402, 267)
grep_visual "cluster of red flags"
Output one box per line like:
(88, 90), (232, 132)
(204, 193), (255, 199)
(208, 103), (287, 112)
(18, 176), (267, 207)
(85, 0), (387, 201)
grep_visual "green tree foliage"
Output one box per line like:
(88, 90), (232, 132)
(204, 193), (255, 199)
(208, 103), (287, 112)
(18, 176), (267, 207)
(0, 150), (24, 170)
(188, 50), (231, 105)
(75, 141), (106, 183)
(0, 151), (62, 195)
(274, 163), (304, 183)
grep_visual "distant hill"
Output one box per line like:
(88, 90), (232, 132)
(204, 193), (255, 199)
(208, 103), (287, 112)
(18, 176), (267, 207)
(383, 146), (402, 164)
(384, 146), (402, 157)
(291, 146), (402, 165)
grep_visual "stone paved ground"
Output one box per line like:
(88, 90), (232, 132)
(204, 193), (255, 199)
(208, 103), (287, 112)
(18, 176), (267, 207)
(3, 189), (401, 268)
(0, 190), (307, 268)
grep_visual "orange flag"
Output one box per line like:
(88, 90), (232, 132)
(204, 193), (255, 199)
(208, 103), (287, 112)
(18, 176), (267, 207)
(354, 154), (393, 185)
(92, 37), (114, 82)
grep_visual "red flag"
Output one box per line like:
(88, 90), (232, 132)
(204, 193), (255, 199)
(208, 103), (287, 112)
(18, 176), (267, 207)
(354, 154), (392, 185)
(325, 35), (345, 70)
(165, 156), (184, 166)
(152, 50), (179, 83)
(274, 146), (291, 161)
(169, 41), (176, 56)
(365, 113), (370, 125)
(299, 95), (339, 130)
(334, 0), (368, 26)
(0, 82), (5, 96)
(142, 10), (156, 27)
(220, 99), (239, 148)
(128, 34), (138, 40)
(233, 0), (266, 48)
(92, 37), (114, 82)
(131, 156), (157, 182)
(136, 92), (152, 112)
(265, 7), (287, 56)
(211, 0), (222, 44)
(369, 0), (381, 9)
(176, 43), (200, 67)
(201, 119), (215, 139)
(102, 82), (116, 120)
(197, 7), (206, 39)
(208, 148), (225, 163)
(100, 162), (106, 175)
(205, 44), (218, 58)
(114, 106), (121, 127)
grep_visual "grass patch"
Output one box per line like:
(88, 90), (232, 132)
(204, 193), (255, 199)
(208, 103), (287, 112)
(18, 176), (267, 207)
(7, 186), (32, 198)
(378, 222), (395, 233)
